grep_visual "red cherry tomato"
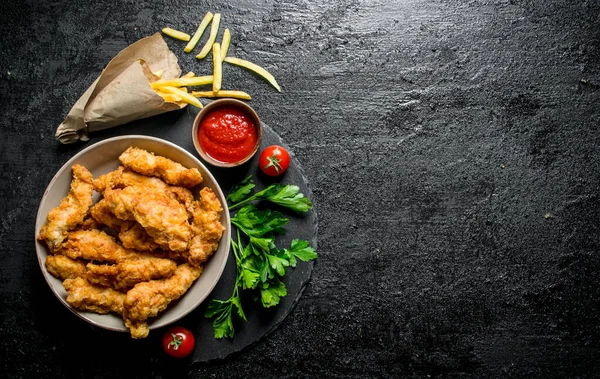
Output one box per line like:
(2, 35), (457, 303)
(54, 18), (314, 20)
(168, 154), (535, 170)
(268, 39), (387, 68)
(162, 326), (195, 358)
(259, 145), (290, 176)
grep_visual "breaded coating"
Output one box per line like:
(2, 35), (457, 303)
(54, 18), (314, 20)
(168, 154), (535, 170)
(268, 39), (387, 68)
(38, 164), (94, 252)
(124, 319), (151, 340)
(80, 217), (102, 231)
(85, 264), (118, 287)
(63, 277), (125, 315)
(90, 198), (123, 230)
(103, 185), (192, 251)
(86, 257), (177, 291)
(46, 255), (87, 280)
(119, 146), (203, 188)
(123, 263), (203, 338)
(93, 166), (170, 193)
(187, 187), (225, 266)
(60, 229), (133, 262)
(119, 222), (160, 251)
(92, 166), (122, 193)
(167, 186), (196, 216)
(91, 198), (160, 251)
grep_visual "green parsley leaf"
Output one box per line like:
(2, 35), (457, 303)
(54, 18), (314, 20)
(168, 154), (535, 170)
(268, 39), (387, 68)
(259, 257), (275, 282)
(205, 299), (235, 339)
(260, 280), (287, 308)
(254, 184), (313, 213)
(266, 253), (290, 276)
(249, 236), (274, 254)
(232, 204), (288, 237)
(226, 175), (255, 204)
(231, 296), (247, 321)
(240, 263), (261, 289)
(289, 239), (318, 262)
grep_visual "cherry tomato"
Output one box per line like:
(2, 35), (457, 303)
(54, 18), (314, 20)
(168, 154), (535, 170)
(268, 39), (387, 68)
(259, 145), (290, 176)
(162, 326), (195, 358)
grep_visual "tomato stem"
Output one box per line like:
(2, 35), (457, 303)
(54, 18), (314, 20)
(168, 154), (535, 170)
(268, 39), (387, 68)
(168, 333), (183, 350)
(263, 148), (283, 173)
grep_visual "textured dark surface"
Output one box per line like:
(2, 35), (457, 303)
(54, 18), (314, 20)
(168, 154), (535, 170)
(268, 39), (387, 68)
(1, 0), (600, 378)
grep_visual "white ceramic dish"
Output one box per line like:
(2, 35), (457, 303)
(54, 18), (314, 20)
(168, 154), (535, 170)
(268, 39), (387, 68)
(34, 135), (230, 333)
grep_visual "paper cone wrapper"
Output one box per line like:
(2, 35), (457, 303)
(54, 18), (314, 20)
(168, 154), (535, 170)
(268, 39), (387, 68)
(56, 33), (185, 144)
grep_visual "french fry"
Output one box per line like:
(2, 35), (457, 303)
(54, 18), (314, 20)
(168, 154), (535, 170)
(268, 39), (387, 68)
(191, 90), (251, 100)
(196, 13), (221, 59)
(150, 75), (213, 89)
(158, 86), (203, 108)
(220, 28), (231, 61)
(223, 57), (281, 92)
(161, 28), (191, 42)
(184, 12), (214, 53)
(155, 92), (183, 103)
(212, 43), (222, 92)
(152, 69), (164, 78)
(182, 71), (195, 78)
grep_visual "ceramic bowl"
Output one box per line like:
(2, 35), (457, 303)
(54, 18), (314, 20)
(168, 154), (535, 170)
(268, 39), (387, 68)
(192, 99), (262, 167)
(34, 135), (230, 334)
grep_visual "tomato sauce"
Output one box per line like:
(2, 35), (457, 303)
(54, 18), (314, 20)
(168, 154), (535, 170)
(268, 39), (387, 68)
(198, 106), (258, 163)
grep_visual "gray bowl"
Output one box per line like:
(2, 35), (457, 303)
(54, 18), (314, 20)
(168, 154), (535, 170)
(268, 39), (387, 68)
(34, 135), (230, 334)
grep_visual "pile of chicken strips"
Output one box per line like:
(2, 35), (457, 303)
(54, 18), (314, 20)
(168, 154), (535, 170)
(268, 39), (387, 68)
(37, 147), (224, 339)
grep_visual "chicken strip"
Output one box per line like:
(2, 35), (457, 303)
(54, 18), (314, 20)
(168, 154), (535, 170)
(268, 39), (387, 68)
(93, 165), (195, 219)
(90, 198), (159, 251)
(86, 257), (177, 291)
(46, 255), (87, 280)
(63, 277), (125, 315)
(123, 263), (202, 338)
(119, 147), (203, 188)
(84, 264), (117, 287)
(38, 164), (94, 252)
(93, 166), (170, 193)
(60, 229), (133, 262)
(80, 216), (102, 231)
(90, 198), (123, 230)
(187, 187), (225, 266)
(168, 186), (196, 216)
(119, 222), (160, 251)
(103, 185), (192, 251)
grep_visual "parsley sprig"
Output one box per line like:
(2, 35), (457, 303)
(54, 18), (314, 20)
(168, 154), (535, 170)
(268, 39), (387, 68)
(205, 176), (318, 339)
(227, 175), (313, 213)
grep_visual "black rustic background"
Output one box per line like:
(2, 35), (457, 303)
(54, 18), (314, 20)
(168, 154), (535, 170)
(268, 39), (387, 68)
(1, 0), (599, 378)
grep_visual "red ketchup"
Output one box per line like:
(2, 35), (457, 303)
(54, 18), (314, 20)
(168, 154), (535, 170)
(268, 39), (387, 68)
(198, 106), (258, 163)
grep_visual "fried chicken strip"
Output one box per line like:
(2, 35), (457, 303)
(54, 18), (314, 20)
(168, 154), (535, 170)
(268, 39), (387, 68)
(63, 277), (125, 315)
(90, 198), (123, 230)
(187, 187), (225, 266)
(60, 229), (133, 262)
(93, 166), (171, 193)
(119, 222), (160, 251)
(86, 257), (177, 291)
(119, 147), (203, 188)
(80, 216), (102, 231)
(38, 164), (94, 252)
(46, 255), (87, 280)
(103, 185), (192, 251)
(123, 263), (203, 338)
(91, 198), (160, 251)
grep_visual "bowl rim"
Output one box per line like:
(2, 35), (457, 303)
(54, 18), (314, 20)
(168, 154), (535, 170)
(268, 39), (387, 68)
(34, 135), (231, 333)
(192, 98), (262, 167)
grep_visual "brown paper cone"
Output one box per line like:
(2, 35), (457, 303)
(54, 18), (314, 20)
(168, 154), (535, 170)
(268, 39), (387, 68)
(55, 33), (185, 144)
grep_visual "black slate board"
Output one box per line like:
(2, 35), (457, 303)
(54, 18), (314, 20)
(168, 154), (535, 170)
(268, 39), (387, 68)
(86, 106), (317, 363)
